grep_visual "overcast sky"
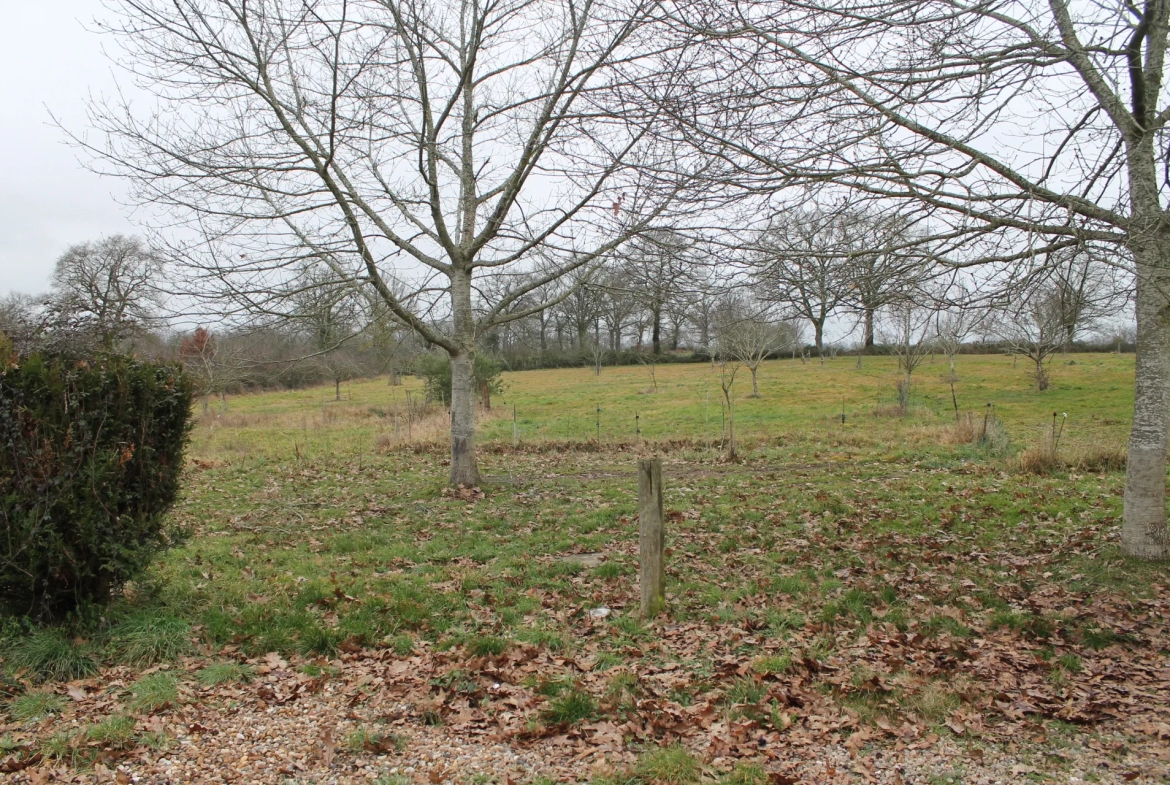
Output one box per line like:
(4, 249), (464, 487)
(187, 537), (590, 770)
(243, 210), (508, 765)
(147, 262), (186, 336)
(0, 1), (135, 297)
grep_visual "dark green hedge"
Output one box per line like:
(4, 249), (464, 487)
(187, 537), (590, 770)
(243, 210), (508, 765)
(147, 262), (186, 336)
(0, 341), (194, 619)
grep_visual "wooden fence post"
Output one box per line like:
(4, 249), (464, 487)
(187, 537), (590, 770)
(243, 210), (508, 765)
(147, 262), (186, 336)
(638, 458), (665, 619)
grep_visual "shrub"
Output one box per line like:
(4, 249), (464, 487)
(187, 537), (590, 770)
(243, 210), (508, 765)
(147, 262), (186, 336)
(413, 353), (504, 406)
(0, 344), (193, 619)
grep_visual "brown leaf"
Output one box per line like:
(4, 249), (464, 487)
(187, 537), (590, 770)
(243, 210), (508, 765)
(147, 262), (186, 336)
(321, 728), (336, 768)
(0, 752), (41, 773)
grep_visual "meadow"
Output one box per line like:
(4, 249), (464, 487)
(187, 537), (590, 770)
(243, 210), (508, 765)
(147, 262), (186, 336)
(3, 352), (1168, 784)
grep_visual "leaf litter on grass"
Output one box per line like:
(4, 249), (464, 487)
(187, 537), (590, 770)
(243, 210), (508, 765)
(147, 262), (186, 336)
(7, 358), (1169, 783)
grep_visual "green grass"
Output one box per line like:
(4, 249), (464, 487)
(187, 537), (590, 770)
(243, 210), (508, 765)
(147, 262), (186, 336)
(129, 672), (179, 712)
(7, 690), (64, 722)
(8, 353), (1160, 778)
(4, 629), (98, 682)
(86, 713), (136, 746)
(541, 687), (597, 726)
(108, 613), (191, 666)
(196, 661), (254, 686)
(635, 744), (701, 784)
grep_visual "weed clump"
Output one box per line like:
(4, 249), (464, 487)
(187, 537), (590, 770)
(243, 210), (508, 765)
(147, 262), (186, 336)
(196, 661), (254, 687)
(7, 690), (64, 722)
(635, 744), (701, 784)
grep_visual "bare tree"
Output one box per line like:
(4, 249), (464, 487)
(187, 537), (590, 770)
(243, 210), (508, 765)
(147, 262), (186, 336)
(178, 326), (246, 410)
(1041, 246), (1126, 350)
(844, 211), (928, 350)
(997, 289), (1066, 392)
(85, 0), (691, 486)
(755, 207), (853, 359)
(622, 230), (694, 355)
(662, 0), (1166, 557)
(885, 301), (934, 412)
(50, 235), (162, 346)
(714, 297), (796, 396)
(718, 358), (740, 461)
(935, 297), (986, 418)
(597, 266), (640, 351)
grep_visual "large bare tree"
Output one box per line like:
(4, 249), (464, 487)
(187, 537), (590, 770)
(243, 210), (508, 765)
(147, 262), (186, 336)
(50, 235), (163, 346)
(85, 0), (691, 486)
(664, 0), (1170, 559)
(754, 207), (854, 357)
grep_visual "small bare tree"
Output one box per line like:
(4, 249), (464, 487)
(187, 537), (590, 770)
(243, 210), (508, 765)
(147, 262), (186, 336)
(885, 302), (934, 412)
(935, 302), (986, 419)
(718, 359), (740, 461)
(999, 289), (1066, 392)
(714, 298), (796, 397)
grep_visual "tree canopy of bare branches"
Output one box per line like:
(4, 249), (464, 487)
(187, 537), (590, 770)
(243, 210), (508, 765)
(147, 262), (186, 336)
(660, 0), (1168, 558)
(85, 0), (698, 486)
(50, 235), (163, 346)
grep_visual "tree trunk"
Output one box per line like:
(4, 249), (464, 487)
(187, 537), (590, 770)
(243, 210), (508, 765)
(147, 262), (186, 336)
(449, 270), (479, 487)
(539, 312), (547, 354)
(813, 320), (824, 355)
(750, 366), (759, 397)
(335, 378), (341, 401)
(1122, 237), (1170, 559)
(864, 308), (875, 349)
(651, 307), (662, 355)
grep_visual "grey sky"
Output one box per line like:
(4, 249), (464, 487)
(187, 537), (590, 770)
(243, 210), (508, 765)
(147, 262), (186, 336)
(0, 1), (134, 297)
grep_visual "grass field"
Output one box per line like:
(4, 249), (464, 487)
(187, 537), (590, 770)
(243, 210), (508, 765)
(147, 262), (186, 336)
(191, 352), (1134, 460)
(3, 352), (1168, 783)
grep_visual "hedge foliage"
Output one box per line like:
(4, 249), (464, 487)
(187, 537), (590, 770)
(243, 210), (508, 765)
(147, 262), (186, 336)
(414, 353), (504, 406)
(0, 339), (194, 619)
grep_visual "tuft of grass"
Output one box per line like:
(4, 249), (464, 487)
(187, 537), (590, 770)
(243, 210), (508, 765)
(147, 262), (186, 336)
(751, 653), (792, 676)
(725, 676), (767, 706)
(635, 744), (701, 784)
(347, 726), (404, 753)
(5, 629), (98, 682)
(1056, 653), (1083, 674)
(468, 635), (509, 657)
(1078, 625), (1121, 649)
(196, 661), (254, 687)
(594, 562), (623, 579)
(109, 612), (192, 666)
(541, 687), (597, 726)
(7, 690), (65, 722)
(87, 713), (136, 746)
(387, 633), (415, 656)
(40, 729), (90, 766)
(1018, 446), (1061, 475)
(907, 680), (960, 724)
(715, 762), (768, 785)
(129, 672), (180, 713)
